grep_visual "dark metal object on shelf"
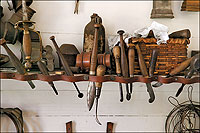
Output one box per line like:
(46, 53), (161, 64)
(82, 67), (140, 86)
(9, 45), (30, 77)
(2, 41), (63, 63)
(1, 21), (20, 44)
(83, 13), (105, 54)
(0, 54), (10, 66)
(0, 107), (24, 133)
(0, 38), (35, 89)
(43, 45), (54, 71)
(151, 0), (174, 19)
(50, 36), (83, 98)
(175, 53), (200, 97)
(7, 0), (33, 12)
(169, 29), (191, 39)
(191, 50), (200, 57)
(59, 44), (80, 67)
(118, 30), (131, 101)
(87, 23), (101, 111)
(113, 46), (123, 102)
(37, 60), (58, 95)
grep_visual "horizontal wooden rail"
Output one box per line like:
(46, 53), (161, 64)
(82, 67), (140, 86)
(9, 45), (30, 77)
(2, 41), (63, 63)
(0, 72), (199, 84)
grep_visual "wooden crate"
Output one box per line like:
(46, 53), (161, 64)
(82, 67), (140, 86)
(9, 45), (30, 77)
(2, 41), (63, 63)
(128, 38), (190, 75)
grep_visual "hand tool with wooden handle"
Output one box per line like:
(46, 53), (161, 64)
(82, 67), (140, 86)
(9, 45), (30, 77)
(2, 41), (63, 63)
(175, 53), (200, 97)
(135, 44), (155, 103)
(95, 65), (106, 125)
(153, 57), (194, 87)
(87, 23), (101, 111)
(37, 60), (58, 95)
(50, 36), (83, 98)
(20, 0), (34, 69)
(128, 47), (135, 94)
(0, 38), (35, 89)
(149, 49), (159, 77)
(66, 121), (72, 133)
(117, 30), (131, 101)
(113, 46), (123, 102)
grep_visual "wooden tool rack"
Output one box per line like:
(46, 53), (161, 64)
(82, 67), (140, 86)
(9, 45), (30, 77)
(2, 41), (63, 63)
(0, 72), (199, 85)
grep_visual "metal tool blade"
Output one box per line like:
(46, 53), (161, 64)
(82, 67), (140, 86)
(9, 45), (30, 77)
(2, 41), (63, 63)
(87, 81), (96, 111)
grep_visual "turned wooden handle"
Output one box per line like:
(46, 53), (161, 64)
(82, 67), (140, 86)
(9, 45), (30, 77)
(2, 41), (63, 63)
(169, 57), (193, 76)
(23, 30), (32, 60)
(128, 47), (135, 77)
(149, 49), (159, 77)
(50, 36), (73, 76)
(113, 46), (121, 74)
(117, 30), (129, 78)
(90, 24), (101, 75)
(135, 44), (148, 77)
(95, 65), (106, 88)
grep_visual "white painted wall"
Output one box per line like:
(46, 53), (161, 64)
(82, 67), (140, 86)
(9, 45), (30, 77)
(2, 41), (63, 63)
(1, 1), (199, 132)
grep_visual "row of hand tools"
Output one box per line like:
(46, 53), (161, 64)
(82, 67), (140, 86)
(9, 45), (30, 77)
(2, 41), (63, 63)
(113, 30), (158, 104)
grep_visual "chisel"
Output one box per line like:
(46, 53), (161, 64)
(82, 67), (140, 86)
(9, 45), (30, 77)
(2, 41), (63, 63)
(95, 65), (106, 125)
(50, 36), (83, 98)
(117, 30), (131, 101)
(128, 47), (135, 94)
(175, 53), (200, 97)
(149, 49), (159, 78)
(153, 57), (194, 87)
(135, 44), (155, 103)
(0, 38), (35, 89)
(113, 46), (123, 102)
(87, 23), (101, 111)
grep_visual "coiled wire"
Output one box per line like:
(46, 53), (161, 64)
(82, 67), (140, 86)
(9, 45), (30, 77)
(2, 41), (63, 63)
(165, 85), (200, 133)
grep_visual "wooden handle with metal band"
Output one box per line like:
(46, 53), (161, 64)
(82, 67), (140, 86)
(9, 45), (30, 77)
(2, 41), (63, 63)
(90, 24), (101, 76)
(0, 38), (35, 89)
(95, 65), (106, 88)
(135, 44), (148, 77)
(128, 47), (135, 77)
(113, 46), (121, 74)
(149, 49), (158, 77)
(135, 44), (155, 103)
(117, 30), (129, 78)
(169, 57), (193, 76)
(50, 36), (73, 76)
